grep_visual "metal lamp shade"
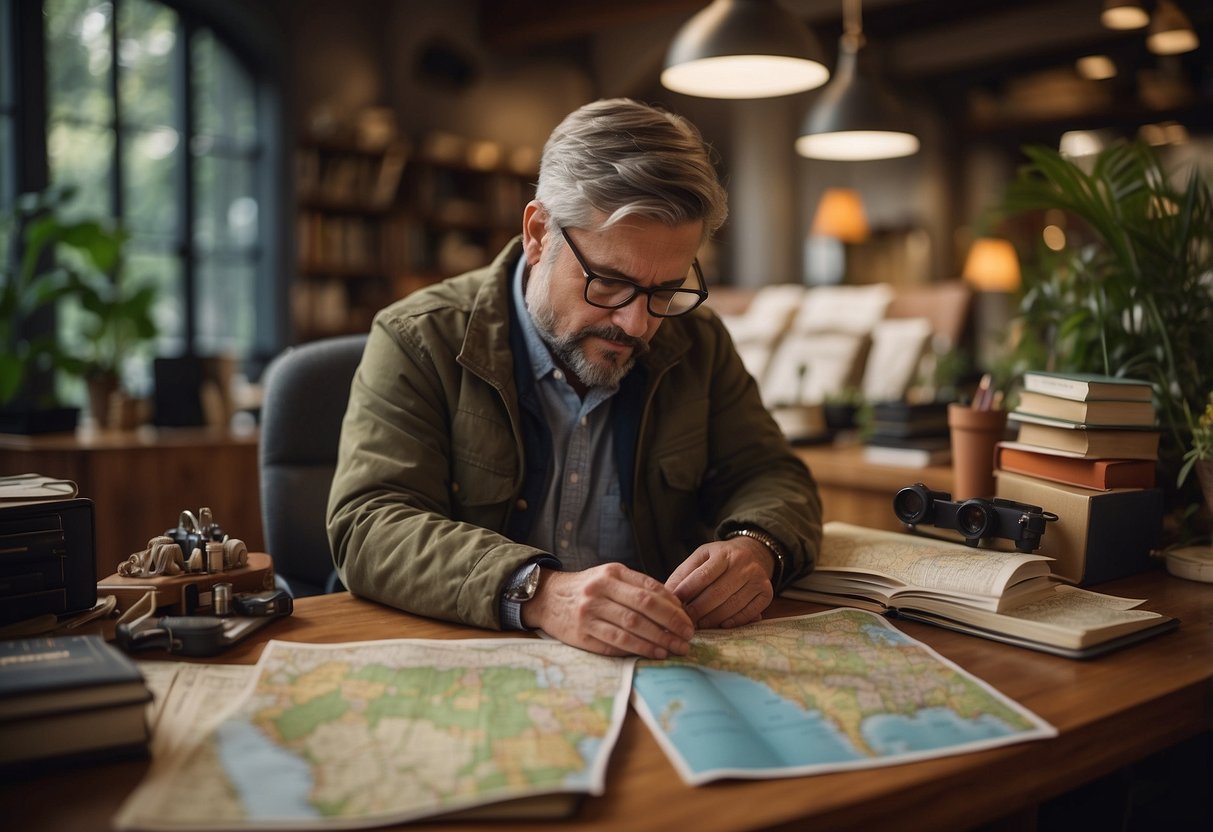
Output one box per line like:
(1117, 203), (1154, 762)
(662, 0), (829, 99)
(795, 42), (919, 161)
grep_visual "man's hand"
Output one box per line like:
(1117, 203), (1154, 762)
(522, 563), (694, 659)
(665, 538), (775, 629)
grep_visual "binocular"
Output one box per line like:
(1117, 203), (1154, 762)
(892, 483), (1056, 553)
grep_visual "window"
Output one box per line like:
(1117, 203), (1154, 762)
(7, 0), (283, 403)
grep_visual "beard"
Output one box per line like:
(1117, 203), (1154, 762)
(531, 303), (650, 389)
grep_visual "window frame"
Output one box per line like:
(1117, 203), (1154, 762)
(3, 0), (289, 380)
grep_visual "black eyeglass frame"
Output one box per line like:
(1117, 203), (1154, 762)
(559, 227), (709, 318)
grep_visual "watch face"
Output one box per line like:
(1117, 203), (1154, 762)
(506, 563), (540, 602)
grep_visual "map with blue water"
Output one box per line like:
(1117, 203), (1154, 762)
(631, 609), (1055, 785)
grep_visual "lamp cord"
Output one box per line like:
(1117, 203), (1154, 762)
(842, 0), (865, 50)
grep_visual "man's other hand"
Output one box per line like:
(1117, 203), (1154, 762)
(664, 538), (775, 629)
(522, 563), (694, 659)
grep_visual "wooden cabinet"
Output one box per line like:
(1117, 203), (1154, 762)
(0, 428), (263, 580)
(293, 137), (536, 341)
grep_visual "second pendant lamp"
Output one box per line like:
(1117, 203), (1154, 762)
(796, 0), (919, 161)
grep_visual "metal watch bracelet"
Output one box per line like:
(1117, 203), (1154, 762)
(725, 527), (786, 588)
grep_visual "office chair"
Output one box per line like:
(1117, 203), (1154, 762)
(259, 334), (367, 596)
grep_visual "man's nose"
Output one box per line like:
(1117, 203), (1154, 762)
(611, 296), (652, 337)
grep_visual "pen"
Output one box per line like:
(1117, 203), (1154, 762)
(972, 374), (992, 411)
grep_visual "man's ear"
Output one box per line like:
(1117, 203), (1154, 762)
(522, 201), (549, 267)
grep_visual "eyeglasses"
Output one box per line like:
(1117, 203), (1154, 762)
(560, 228), (708, 318)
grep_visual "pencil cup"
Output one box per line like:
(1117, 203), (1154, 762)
(948, 403), (1008, 500)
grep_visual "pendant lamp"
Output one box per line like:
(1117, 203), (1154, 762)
(1147, 1), (1199, 55)
(662, 0), (830, 99)
(795, 0), (919, 161)
(1100, 0), (1149, 30)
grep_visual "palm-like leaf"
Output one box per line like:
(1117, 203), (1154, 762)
(1000, 141), (1213, 494)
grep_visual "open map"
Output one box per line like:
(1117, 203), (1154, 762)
(631, 608), (1056, 785)
(115, 638), (633, 830)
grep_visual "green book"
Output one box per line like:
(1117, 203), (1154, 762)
(1022, 372), (1153, 402)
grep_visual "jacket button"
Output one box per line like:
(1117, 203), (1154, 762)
(451, 482), (460, 493)
(515, 498), (528, 511)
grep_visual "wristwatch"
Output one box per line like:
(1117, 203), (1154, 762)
(501, 562), (543, 630)
(725, 527), (787, 588)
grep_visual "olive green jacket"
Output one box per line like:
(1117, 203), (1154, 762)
(326, 239), (822, 629)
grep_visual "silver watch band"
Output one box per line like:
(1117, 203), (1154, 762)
(725, 527), (787, 588)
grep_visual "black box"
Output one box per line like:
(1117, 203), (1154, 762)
(0, 498), (96, 625)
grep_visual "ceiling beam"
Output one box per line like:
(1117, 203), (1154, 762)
(480, 0), (705, 49)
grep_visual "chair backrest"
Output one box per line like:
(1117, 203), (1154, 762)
(259, 334), (367, 596)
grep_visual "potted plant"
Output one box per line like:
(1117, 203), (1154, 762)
(0, 185), (158, 431)
(993, 141), (1213, 534)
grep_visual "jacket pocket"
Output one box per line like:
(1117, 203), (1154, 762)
(657, 447), (706, 492)
(451, 406), (516, 510)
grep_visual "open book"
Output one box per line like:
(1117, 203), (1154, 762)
(784, 523), (1177, 658)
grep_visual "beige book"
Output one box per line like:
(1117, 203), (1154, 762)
(785, 523), (1175, 658)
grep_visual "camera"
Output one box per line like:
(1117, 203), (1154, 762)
(892, 482), (1057, 552)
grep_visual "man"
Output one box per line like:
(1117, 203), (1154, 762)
(327, 98), (822, 659)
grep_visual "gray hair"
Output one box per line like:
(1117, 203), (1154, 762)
(535, 98), (728, 242)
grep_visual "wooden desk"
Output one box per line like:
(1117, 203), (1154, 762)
(795, 443), (953, 532)
(2, 568), (1209, 831)
(0, 427), (264, 578)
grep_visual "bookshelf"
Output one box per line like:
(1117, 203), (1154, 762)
(293, 137), (536, 342)
(294, 139), (409, 340)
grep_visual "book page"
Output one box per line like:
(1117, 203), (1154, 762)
(901, 585), (1168, 652)
(799, 523), (1052, 611)
(1004, 588), (1159, 629)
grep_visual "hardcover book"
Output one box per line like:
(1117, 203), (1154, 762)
(867, 401), (950, 437)
(995, 442), (1156, 491)
(1021, 372), (1153, 402)
(1014, 391), (1156, 428)
(1014, 419), (1160, 460)
(784, 522), (1175, 658)
(0, 635), (151, 768)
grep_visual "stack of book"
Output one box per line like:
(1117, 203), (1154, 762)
(0, 635), (151, 772)
(999, 371), (1159, 489)
(996, 372), (1164, 585)
(862, 401), (952, 467)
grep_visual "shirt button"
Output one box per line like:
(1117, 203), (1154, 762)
(553, 369), (564, 381)
(515, 498), (528, 511)
(563, 521), (573, 532)
(579, 416), (588, 427)
(559, 539), (569, 549)
(569, 472), (580, 484)
(451, 482), (460, 493)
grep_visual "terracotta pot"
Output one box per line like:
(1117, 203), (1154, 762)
(948, 403), (1008, 500)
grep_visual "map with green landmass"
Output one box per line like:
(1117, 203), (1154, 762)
(116, 638), (633, 830)
(632, 608), (1056, 785)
